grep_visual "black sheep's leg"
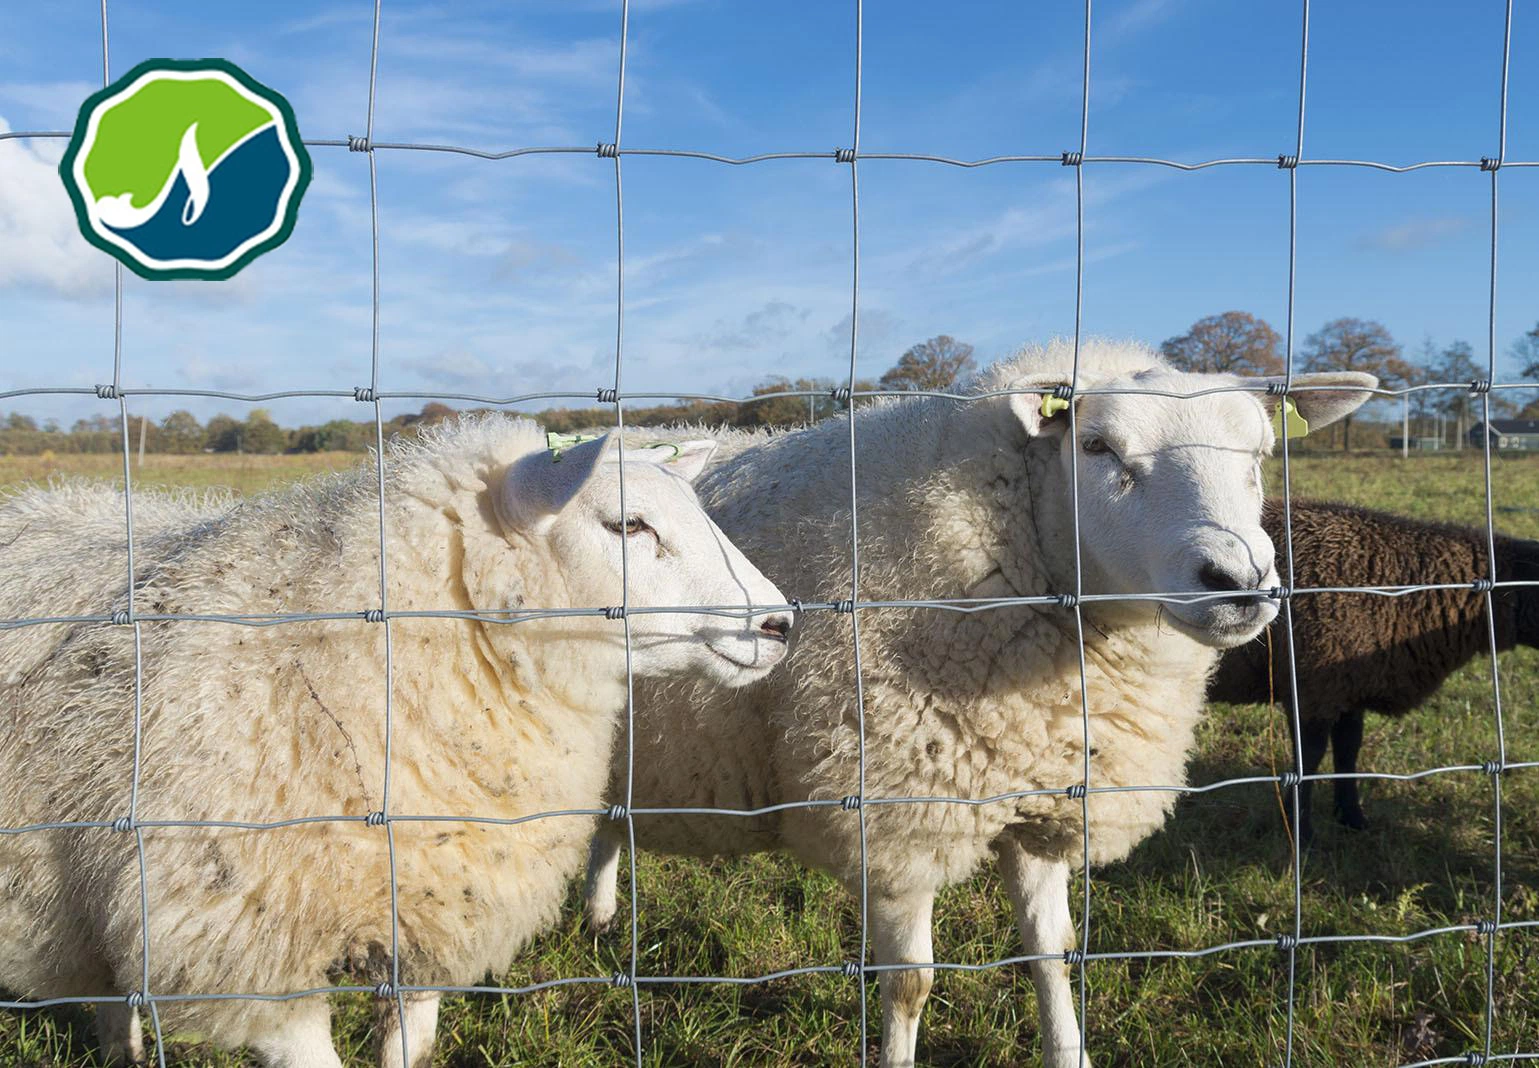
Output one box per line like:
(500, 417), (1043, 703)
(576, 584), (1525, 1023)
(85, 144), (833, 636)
(1331, 709), (1369, 831)
(1287, 716), (1331, 846)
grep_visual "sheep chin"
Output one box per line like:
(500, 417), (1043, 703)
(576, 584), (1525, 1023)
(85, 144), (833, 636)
(1162, 603), (1276, 650)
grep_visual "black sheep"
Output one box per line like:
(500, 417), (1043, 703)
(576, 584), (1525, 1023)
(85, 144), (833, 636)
(1208, 499), (1539, 843)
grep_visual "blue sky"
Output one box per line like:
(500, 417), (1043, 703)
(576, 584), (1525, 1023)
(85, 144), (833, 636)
(1, 0), (1535, 430)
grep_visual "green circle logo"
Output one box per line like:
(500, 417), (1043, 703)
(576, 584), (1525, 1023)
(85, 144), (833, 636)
(59, 58), (311, 281)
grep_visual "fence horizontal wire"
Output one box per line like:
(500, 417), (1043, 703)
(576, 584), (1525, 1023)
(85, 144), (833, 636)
(1, 0), (1533, 1065)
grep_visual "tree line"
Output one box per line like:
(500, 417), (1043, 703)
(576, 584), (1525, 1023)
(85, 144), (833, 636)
(1158, 311), (1539, 449)
(3, 321), (1533, 456)
(0, 337), (980, 456)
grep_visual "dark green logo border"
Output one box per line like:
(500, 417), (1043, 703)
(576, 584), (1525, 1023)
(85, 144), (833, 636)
(59, 58), (313, 282)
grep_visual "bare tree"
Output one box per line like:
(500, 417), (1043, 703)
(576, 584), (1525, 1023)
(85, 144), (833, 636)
(1513, 321), (1539, 417)
(1159, 311), (1285, 376)
(879, 335), (976, 393)
(1301, 318), (1410, 450)
(1516, 321), (1539, 379)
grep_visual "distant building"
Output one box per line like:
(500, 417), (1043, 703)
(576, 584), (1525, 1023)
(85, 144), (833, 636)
(1469, 419), (1539, 450)
(1388, 436), (1445, 451)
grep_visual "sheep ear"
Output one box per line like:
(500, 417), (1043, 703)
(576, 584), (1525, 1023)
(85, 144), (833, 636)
(1005, 374), (1074, 438)
(497, 434), (611, 535)
(1257, 372), (1379, 433)
(654, 439), (717, 482)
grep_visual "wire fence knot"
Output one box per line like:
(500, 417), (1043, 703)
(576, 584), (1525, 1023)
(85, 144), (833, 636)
(373, 981), (394, 999)
(111, 815), (134, 833)
(1471, 578), (1494, 593)
(1275, 933), (1298, 951)
(1482, 760), (1504, 777)
(610, 971), (633, 988)
(840, 961), (862, 980)
(1479, 157), (1501, 172)
(595, 142), (619, 158)
(829, 384), (852, 405)
(604, 605), (626, 621)
(1264, 380), (1290, 395)
(1051, 383), (1075, 401)
(1056, 593), (1079, 609)
(596, 387), (618, 404)
(1278, 771), (1301, 789)
(1269, 586), (1291, 601)
(362, 609), (385, 623)
(94, 384), (119, 400)
(1276, 154), (1299, 170)
(364, 811), (387, 828)
(833, 599), (855, 614)
(1063, 948), (1085, 966)
(346, 135), (371, 152)
(833, 147), (855, 164)
(1469, 379), (1492, 394)
(1475, 918), (1497, 936)
(1065, 783), (1087, 800)
(1060, 151), (1083, 167)
(110, 609), (132, 626)
(1465, 1052), (1488, 1067)
(124, 991), (146, 1008)
(606, 803), (628, 822)
(352, 386), (376, 403)
(840, 794), (862, 811)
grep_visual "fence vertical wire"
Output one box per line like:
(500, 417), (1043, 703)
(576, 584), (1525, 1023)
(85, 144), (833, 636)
(1068, 1), (1096, 1064)
(841, 0), (874, 1057)
(603, 0), (648, 1061)
(1477, 1), (1516, 1058)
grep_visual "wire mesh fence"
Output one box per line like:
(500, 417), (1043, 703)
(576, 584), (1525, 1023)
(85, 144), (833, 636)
(1, 0), (1536, 1065)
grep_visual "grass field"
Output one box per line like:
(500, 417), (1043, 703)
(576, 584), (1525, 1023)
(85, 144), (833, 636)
(2, 449), (1536, 1067)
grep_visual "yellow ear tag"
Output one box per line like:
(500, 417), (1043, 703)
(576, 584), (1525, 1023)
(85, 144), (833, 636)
(1039, 395), (1070, 420)
(1274, 397), (1310, 439)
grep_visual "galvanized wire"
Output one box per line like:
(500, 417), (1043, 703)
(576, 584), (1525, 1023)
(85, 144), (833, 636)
(0, 2), (1534, 1066)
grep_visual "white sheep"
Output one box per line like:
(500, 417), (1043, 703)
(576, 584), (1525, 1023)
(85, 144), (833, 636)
(583, 340), (1376, 1067)
(0, 416), (792, 1068)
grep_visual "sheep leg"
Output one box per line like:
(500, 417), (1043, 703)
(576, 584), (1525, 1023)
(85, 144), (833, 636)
(1330, 709), (1369, 831)
(871, 890), (935, 1068)
(374, 991), (441, 1068)
(996, 842), (1090, 1068)
(246, 1000), (344, 1068)
(1285, 717), (1331, 846)
(584, 822), (625, 932)
(95, 1002), (144, 1066)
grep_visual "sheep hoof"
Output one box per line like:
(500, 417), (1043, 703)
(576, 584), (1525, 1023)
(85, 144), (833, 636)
(586, 903), (618, 934)
(1336, 807), (1369, 832)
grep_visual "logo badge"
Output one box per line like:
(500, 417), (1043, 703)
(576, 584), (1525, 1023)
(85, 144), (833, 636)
(59, 59), (311, 281)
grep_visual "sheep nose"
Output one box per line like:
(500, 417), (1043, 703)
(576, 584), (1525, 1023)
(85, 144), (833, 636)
(1198, 561), (1250, 593)
(758, 614), (792, 642)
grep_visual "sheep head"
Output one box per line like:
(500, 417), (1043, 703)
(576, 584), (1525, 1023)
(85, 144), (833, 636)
(1007, 367), (1377, 649)
(490, 434), (793, 694)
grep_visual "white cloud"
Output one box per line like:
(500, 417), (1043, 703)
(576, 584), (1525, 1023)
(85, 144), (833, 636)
(0, 81), (97, 128)
(0, 119), (113, 298)
(1357, 216), (1473, 254)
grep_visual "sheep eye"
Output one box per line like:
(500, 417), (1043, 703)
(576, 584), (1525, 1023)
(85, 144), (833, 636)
(604, 517), (653, 538)
(1081, 436), (1111, 455)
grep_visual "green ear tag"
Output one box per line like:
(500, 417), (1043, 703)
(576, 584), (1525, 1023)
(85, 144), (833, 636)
(546, 431), (601, 461)
(1274, 397), (1310, 439)
(646, 442), (682, 462)
(1039, 395), (1070, 420)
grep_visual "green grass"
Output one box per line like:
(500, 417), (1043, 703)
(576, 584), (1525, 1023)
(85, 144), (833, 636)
(3, 450), (1537, 1066)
